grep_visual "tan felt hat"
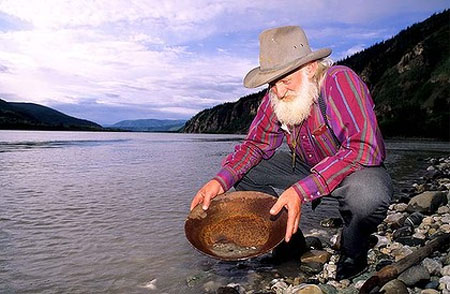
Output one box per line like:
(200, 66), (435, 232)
(244, 26), (331, 88)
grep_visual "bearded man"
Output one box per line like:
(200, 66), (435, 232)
(190, 26), (393, 280)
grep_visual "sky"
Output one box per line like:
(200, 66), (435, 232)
(0, 1), (448, 125)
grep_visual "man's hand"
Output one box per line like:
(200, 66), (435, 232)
(190, 179), (225, 211)
(269, 187), (302, 242)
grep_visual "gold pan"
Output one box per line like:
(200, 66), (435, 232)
(185, 191), (287, 261)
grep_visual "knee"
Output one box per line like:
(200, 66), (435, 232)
(343, 177), (392, 220)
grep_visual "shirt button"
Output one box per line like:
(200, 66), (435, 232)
(308, 154), (312, 158)
(302, 135), (306, 139)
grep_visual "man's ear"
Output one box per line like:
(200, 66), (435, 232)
(306, 62), (318, 79)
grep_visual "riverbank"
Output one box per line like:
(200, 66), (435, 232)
(198, 156), (450, 294)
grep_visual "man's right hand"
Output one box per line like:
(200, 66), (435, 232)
(190, 179), (225, 211)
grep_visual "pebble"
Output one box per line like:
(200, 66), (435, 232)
(438, 206), (450, 214)
(380, 279), (408, 294)
(421, 289), (440, 294)
(422, 257), (443, 275)
(442, 265), (450, 276)
(398, 264), (430, 286)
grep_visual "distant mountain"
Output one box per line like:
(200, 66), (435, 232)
(111, 119), (187, 132)
(0, 99), (103, 131)
(183, 10), (450, 140)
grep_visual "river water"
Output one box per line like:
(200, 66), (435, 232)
(0, 131), (449, 294)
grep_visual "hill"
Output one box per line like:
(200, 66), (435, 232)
(0, 99), (103, 131)
(111, 119), (187, 132)
(183, 10), (450, 140)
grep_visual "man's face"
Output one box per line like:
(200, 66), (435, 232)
(268, 63), (319, 126)
(270, 68), (307, 102)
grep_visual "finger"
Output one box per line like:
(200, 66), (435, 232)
(285, 207), (296, 242)
(270, 197), (286, 215)
(190, 194), (203, 211)
(202, 193), (212, 210)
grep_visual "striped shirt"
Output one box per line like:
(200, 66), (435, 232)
(214, 65), (386, 203)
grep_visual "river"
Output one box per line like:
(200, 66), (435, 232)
(0, 131), (449, 293)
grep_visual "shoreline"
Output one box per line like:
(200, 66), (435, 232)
(193, 156), (450, 294)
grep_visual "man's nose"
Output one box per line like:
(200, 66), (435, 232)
(274, 83), (288, 99)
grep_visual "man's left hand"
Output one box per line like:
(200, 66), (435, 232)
(269, 187), (302, 242)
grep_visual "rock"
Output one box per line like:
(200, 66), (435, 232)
(385, 212), (407, 228)
(412, 232), (427, 239)
(442, 224), (450, 233)
(407, 191), (448, 214)
(353, 279), (366, 290)
(444, 253), (450, 265)
(442, 216), (450, 224)
(330, 233), (341, 250)
(323, 264), (337, 279)
(422, 257), (443, 275)
(217, 286), (240, 294)
(300, 262), (324, 274)
(405, 212), (425, 228)
(374, 235), (390, 248)
(424, 280), (439, 289)
(398, 264), (430, 286)
(290, 284), (323, 294)
(379, 279), (408, 294)
(391, 246), (414, 261)
(318, 284), (337, 294)
(393, 226), (414, 239)
(438, 206), (450, 214)
(394, 203), (409, 212)
(271, 280), (288, 294)
(395, 236), (425, 247)
(439, 276), (450, 291)
(305, 236), (323, 250)
(421, 289), (440, 294)
(204, 281), (221, 293)
(442, 265), (450, 276)
(301, 250), (331, 264)
(320, 218), (343, 228)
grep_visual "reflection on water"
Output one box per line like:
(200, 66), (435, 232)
(0, 130), (449, 294)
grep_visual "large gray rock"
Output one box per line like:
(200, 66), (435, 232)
(407, 191), (448, 214)
(379, 279), (408, 294)
(398, 264), (430, 286)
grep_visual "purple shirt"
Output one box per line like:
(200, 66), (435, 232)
(214, 65), (386, 203)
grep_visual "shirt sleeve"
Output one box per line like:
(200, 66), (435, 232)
(214, 93), (284, 191)
(292, 67), (386, 202)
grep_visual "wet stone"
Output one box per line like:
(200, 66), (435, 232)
(407, 191), (448, 214)
(398, 264), (430, 287)
(301, 250), (331, 265)
(305, 236), (323, 250)
(421, 289), (440, 294)
(380, 279), (408, 294)
(422, 257), (443, 275)
(424, 280), (440, 289)
(320, 217), (343, 228)
(217, 286), (240, 294)
(393, 226), (414, 239)
(300, 262), (324, 274)
(395, 236), (425, 247)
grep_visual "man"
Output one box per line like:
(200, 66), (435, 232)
(190, 26), (393, 280)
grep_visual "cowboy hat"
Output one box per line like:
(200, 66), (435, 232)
(243, 26), (332, 88)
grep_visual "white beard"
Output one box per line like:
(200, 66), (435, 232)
(269, 70), (319, 126)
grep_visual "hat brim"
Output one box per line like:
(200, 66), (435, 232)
(243, 48), (332, 88)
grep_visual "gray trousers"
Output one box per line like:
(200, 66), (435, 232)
(234, 151), (393, 258)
